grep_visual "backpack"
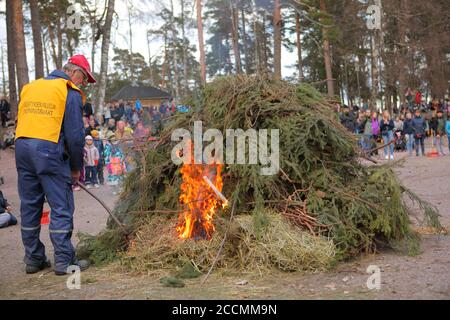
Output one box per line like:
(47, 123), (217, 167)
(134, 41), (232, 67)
(108, 157), (125, 175)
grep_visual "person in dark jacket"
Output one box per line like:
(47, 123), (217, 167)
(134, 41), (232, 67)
(15, 55), (94, 275)
(83, 101), (93, 119)
(433, 110), (446, 155)
(403, 112), (415, 156)
(429, 111), (438, 135)
(84, 117), (99, 137)
(0, 190), (17, 228)
(412, 109), (426, 156)
(110, 102), (121, 123)
(0, 97), (10, 127)
(339, 106), (356, 133)
(118, 100), (125, 120)
(380, 111), (395, 160)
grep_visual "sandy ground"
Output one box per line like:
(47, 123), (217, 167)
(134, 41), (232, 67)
(0, 141), (449, 300)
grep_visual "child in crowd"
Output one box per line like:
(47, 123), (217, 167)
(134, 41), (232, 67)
(91, 130), (105, 185)
(0, 190), (17, 228)
(104, 132), (126, 195)
(83, 135), (100, 188)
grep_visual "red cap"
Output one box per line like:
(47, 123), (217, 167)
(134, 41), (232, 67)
(68, 54), (96, 83)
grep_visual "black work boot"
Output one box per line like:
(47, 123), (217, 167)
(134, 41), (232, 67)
(54, 259), (90, 276)
(26, 259), (51, 274)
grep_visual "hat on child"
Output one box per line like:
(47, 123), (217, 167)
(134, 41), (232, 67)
(106, 131), (116, 142)
(85, 135), (93, 140)
(91, 130), (99, 138)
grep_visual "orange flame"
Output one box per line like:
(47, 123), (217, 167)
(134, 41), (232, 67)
(176, 141), (224, 240)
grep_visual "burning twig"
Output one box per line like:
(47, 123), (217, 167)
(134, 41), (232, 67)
(203, 176), (228, 207)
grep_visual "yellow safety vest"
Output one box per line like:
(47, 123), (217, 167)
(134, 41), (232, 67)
(15, 78), (86, 143)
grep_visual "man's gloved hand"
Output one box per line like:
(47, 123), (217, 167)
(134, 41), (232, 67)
(71, 170), (81, 183)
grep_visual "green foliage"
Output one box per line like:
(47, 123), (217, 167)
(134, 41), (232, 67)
(176, 260), (203, 279)
(160, 276), (185, 288)
(111, 48), (148, 81)
(76, 229), (128, 266)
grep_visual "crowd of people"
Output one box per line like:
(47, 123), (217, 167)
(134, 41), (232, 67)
(76, 99), (177, 194)
(0, 93), (187, 205)
(0, 95), (183, 228)
(339, 97), (450, 159)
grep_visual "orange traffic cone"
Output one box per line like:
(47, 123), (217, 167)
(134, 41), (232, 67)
(427, 133), (439, 158)
(41, 209), (50, 225)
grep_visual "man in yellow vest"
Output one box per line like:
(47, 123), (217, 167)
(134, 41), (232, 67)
(15, 54), (96, 275)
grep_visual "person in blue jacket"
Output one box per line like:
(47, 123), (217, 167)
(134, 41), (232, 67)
(446, 114), (450, 154)
(15, 55), (96, 275)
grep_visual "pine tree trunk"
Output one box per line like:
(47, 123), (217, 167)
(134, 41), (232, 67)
(225, 36), (233, 74)
(196, 0), (206, 85)
(295, 12), (303, 82)
(97, 0), (115, 114)
(5, 0), (17, 112)
(273, 0), (281, 79)
(386, 91), (392, 114)
(425, 48), (447, 99)
(261, 15), (268, 72)
(241, 9), (250, 74)
(42, 32), (50, 75)
(230, 1), (242, 74)
(319, 0), (334, 98)
(1, 44), (6, 96)
(91, 14), (97, 75)
(46, 17), (59, 70)
(10, 0), (29, 94)
(181, 0), (189, 93)
(161, 31), (168, 88)
(30, 0), (44, 79)
(64, 10), (75, 58)
(146, 30), (154, 85)
(56, 2), (63, 69)
(127, 1), (134, 82)
(170, 0), (180, 100)
(397, 0), (408, 105)
(370, 34), (379, 110)
(252, 1), (261, 74)
(393, 88), (398, 112)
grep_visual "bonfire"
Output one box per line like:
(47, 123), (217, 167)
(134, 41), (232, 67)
(176, 140), (226, 240)
(77, 75), (441, 275)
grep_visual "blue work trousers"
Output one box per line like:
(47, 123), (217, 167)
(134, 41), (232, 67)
(15, 138), (77, 273)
